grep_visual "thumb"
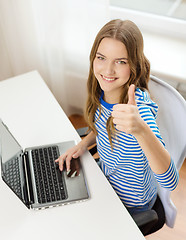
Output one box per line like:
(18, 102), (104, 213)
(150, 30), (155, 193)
(127, 84), (136, 105)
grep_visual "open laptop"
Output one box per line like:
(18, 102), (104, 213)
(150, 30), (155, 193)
(0, 120), (89, 210)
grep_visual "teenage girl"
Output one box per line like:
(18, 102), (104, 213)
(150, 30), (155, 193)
(55, 19), (179, 214)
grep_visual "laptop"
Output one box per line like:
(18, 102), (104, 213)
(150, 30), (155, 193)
(0, 120), (89, 210)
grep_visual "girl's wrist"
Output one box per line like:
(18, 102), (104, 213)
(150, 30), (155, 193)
(133, 119), (148, 139)
(77, 139), (88, 149)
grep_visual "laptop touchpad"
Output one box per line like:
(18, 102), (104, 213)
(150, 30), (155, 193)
(67, 157), (81, 178)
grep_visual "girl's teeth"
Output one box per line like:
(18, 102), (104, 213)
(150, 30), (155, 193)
(103, 76), (115, 81)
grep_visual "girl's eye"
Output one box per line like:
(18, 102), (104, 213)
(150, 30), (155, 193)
(116, 60), (127, 64)
(97, 56), (104, 60)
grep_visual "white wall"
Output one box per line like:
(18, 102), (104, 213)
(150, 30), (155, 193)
(0, 1), (185, 119)
(0, 0), (109, 116)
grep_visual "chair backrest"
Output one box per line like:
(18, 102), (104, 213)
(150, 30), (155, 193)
(148, 75), (186, 228)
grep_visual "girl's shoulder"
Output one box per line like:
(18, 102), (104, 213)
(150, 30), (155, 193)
(135, 88), (158, 117)
(135, 88), (151, 101)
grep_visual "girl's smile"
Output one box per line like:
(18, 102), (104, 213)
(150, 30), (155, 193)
(101, 74), (118, 82)
(93, 37), (131, 104)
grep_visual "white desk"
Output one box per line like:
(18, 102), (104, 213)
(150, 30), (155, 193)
(0, 71), (145, 240)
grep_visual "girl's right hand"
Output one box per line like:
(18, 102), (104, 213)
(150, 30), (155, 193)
(55, 141), (87, 172)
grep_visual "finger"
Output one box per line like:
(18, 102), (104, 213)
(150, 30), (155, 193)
(112, 105), (133, 120)
(112, 104), (128, 112)
(115, 124), (126, 132)
(56, 154), (66, 171)
(127, 84), (136, 105)
(72, 152), (79, 159)
(65, 155), (73, 172)
(113, 117), (127, 127)
(66, 149), (81, 172)
(59, 159), (66, 171)
(72, 149), (82, 159)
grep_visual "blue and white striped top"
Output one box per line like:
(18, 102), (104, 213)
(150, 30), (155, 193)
(94, 88), (179, 208)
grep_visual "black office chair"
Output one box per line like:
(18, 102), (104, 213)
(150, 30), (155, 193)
(75, 75), (186, 236)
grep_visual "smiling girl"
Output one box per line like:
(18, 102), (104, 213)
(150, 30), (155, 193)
(56, 19), (179, 220)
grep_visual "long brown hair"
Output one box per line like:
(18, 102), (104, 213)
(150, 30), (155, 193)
(85, 19), (150, 147)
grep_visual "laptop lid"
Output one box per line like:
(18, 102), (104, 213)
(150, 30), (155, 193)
(0, 120), (30, 208)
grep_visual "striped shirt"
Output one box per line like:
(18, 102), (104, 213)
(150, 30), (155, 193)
(94, 88), (179, 208)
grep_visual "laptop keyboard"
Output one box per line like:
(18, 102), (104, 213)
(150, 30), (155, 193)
(5, 157), (22, 198)
(32, 146), (67, 204)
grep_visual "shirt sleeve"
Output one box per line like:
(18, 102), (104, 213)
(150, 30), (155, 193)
(137, 101), (179, 191)
(153, 158), (179, 191)
(138, 105), (165, 147)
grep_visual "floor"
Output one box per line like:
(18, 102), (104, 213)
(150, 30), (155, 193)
(69, 114), (186, 240)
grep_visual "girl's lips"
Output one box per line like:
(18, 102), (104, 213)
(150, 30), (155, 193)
(101, 75), (117, 82)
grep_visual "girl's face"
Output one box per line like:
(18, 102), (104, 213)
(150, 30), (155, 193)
(93, 37), (131, 104)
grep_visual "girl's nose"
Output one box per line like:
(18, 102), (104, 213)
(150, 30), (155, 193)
(105, 61), (115, 75)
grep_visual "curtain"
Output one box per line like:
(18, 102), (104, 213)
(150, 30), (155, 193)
(0, 0), (109, 115)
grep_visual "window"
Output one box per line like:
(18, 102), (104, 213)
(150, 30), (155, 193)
(110, 0), (186, 39)
(110, 0), (186, 21)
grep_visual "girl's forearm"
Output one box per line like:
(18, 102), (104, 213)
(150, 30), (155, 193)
(80, 130), (97, 149)
(134, 121), (171, 174)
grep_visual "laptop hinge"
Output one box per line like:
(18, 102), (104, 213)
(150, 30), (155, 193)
(22, 152), (34, 207)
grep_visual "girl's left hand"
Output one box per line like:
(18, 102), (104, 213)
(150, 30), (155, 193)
(112, 84), (144, 135)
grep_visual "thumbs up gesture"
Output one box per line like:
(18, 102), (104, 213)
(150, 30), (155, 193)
(112, 84), (142, 135)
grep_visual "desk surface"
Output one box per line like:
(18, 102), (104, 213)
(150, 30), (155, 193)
(0, 71), (145, 240)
